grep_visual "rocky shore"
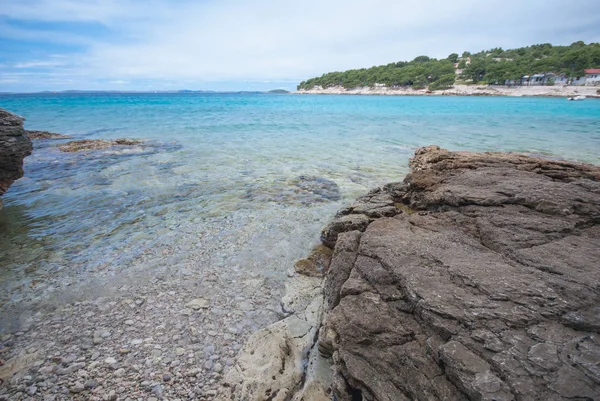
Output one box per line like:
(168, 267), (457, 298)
(297, 84), (600, 98)
(2, 110), (599, 401)
(219, 146), (600, 400)
(0, 109), (32, 210)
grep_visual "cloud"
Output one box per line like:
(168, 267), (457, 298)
(1, 0), (600, 91)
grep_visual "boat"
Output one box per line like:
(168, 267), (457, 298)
(567, 95), (586, 101)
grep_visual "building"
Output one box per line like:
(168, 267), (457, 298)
(584, 69), (600, 86)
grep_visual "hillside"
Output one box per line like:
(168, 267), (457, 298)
(297, 41), (600, 90)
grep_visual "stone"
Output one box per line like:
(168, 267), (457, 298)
(70, 382), (85, 393)
(84, 379), (98, 389)
(294, 244), (333, 277)
(186, 298), (209, 310)
(320, 213), (371, 248)
(319, 146), (600, 401)
(26, 130), (71, 139)
(58, 138), (143, 152)
(217, 278), (324, 401)
(0, 108), (33, 209)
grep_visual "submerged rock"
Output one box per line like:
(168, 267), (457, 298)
(244, 175), (341, 206)
(321, 145), (600, 400)
(58, 138), (143, 152)
(26, 130), (72, 139)
(0, 109), (33, 210)
(294, 244), (333, 277)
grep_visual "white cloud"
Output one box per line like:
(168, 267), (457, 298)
(1, 0), (600, 91)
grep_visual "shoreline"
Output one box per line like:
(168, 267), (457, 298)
(217, 146), (600, 400)
(296, 84), (600, 98)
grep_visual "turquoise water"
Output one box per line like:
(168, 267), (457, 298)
(1, 93), (599, 309)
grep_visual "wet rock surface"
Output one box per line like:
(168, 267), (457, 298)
(321, 146), (600, 400)
(0, 109), (33, 210)
(58, 139), (143, 153)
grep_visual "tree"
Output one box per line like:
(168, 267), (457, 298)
(447, 53), (459, 63)
(296, 41), (600, 90)
(413, 55), (431, 63)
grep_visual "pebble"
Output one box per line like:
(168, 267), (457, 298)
(152, 384), (164, 397)
(84, 379), (98, 389)
(70, 382), (85, 393)
(186, 298), (210, 310)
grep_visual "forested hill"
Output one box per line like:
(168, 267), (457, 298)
(297, 41), (600, 90)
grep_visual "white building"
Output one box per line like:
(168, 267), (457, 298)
(584, 69), (600, 86)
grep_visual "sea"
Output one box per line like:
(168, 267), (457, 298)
(1, 93), (599, 321)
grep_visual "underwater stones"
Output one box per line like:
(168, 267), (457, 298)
(0, 108), (33, 209)
(58, 138), (143, 152)
(26, 130), (72, 140)
(244, 175), (341, 206)
(290, 175), (341, 202)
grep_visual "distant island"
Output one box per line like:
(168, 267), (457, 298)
(297, 41), (600, 92)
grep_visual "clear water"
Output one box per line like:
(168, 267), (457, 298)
(1, 93), (599, 311)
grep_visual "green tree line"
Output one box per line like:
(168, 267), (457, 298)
(297, 41), (600, 90)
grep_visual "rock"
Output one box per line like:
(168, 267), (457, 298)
(217, 276), (323, 401)
(0, 108), (33, 209)
(320, 146), (600, 400)
(26, 130), (71, 139)
(84, 379), (98, 389)
(244, 175), (341, 206)
(69, 382), (85, 393)
(294, 244), (333, 277)
(186, 298), (209, 310)
(58, 138), (143, 152)
(320, 214), (371, 248)
(151, 384), (164, 398)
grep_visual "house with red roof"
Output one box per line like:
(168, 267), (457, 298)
(584, 69), (600, 86)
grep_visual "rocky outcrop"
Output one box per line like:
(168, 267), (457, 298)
(320, 146), (600, 400)
(0, 109), (33, 209)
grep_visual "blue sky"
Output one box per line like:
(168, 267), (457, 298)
(1, 0), (600, 92)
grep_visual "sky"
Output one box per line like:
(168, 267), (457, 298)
(1, 0), (600, 93)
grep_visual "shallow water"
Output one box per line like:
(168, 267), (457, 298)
(0, 93), (599, 314)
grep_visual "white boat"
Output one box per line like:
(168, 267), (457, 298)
(567, 95), (586, 101)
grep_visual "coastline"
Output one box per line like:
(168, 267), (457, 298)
(296, 84), (600, 98)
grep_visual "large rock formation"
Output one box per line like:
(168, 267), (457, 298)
(0, 109), (33, 209)
(320, 146), (600, 400)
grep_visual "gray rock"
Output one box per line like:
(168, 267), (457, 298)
(69, 382), (85, 393)
(0, 108), (33, 209)
(321, 213), (371, 248)
(322, 146), (600, 401)
(84, 379), (98, 389)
